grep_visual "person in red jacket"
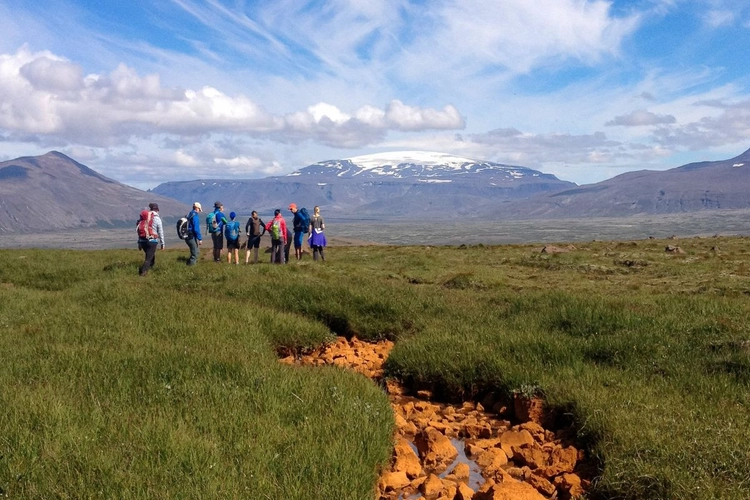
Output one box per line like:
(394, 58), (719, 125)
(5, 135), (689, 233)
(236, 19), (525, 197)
(265, 209), (288, 264)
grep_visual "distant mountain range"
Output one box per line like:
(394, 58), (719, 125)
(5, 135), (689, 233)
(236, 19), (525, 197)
(0, 152), (188, 233)
(2, 148), (750, 233)
(151, 151), (575, 218)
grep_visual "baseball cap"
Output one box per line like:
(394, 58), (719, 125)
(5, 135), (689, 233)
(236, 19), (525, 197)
(288, 203), (297, 210)
(193, 202), (202, 211)
(230, 211), (236, 219)
(214, 201), (222, 208)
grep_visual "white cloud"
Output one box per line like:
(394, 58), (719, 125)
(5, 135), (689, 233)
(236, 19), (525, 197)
(704, 9), (735, 27)
(605, 110), (677, 126)
(0, 47), (463, 149)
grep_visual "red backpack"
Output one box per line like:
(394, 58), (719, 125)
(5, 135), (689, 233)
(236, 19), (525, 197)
(136, 210), (158, 240)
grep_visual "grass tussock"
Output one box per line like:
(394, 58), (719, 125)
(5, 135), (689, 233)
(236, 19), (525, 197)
(2, 237), (750, 498)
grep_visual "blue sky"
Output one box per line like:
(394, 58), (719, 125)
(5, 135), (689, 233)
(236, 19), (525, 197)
(1, 0), (749, 189)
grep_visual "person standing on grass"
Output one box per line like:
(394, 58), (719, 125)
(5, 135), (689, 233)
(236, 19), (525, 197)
(209, 201), (228, 263)
(289, 203), (307, 261)
(185, 202), (203, 266)
(265, 209), (287, 264)
(284, 226), (293, 264)
(136, 202), (164, 276)
(308, 205), (327, 262)
(225, 212), (241, 265)
(244, 210), (266, 264)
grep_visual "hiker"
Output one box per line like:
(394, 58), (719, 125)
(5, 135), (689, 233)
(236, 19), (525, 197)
(207, 201), (228, 263)
(136, 202), (165, 276)
(289, 203), (310, 261)
(185, 202), (203, 266)
(284, 226), (293, 264)
(244, 210), (266, 264)
(308, 205), (327, 261)
(225, 212), (241, 265)
(265, 209), (288, 264)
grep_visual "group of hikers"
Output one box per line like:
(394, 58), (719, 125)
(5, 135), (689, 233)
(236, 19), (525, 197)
(135, 201), (327, 276)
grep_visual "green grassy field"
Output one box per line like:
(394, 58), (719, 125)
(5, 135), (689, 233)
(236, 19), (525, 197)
(1, 238), (749, 499)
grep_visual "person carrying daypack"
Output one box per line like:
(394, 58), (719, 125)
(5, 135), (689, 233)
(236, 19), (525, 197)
(207, 201), (228, 263)
(136, 203), (165, 276)
(224, 212), (241, 265)
(184, 202), (203, 266)
(244, 210), (266, 264)
(265, 209), (287, 264)
(289, 203), (310, 261)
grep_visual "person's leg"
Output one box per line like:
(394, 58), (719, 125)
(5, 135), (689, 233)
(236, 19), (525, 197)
(319, 247), (325, 261)
(140, 241), (157, 275)
(253, 245), (259, 263)
(186, 237), (198, 265)
(312, 246), (319, 261)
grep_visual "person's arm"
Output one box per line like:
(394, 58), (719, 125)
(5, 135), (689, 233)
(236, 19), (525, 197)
(194, 213), (202, 241)
(259, 219), (266, 236)
(155, 215), (165, 248)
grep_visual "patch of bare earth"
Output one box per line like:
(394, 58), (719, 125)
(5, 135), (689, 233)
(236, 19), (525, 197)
(280, 337), (592, 500)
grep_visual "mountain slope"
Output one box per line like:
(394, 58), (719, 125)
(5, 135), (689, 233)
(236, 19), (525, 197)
(152, 151), (575, 218)
(507, 147), (750, 219)
(0, 152), (189, 233)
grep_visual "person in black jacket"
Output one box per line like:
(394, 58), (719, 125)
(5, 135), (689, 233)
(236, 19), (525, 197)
(244, 211), (265, 264)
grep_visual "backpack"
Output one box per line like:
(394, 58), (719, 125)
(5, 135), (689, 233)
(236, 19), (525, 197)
(176, 213), (190, 240)
(298, 207), (310, 233)
(270, 219), (281, 241)
(225, 220), (240, 241)
(136, 210), (158, 240)
(206, 212), (219, 233)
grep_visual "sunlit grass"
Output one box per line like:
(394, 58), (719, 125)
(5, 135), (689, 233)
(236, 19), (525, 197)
(1, 237), (750, 498)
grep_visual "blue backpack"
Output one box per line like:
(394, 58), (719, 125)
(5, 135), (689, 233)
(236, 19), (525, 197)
(298, 207), (310, 233)
(225, 221), (240, 241)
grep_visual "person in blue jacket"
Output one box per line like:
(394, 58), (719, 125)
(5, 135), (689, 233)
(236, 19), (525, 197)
(185, 202), (203, 266)
(210, 201), (228, 263)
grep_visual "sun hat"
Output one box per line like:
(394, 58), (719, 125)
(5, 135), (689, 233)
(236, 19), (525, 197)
(193, 202), (202, 211)
(288, 203), (297, 210)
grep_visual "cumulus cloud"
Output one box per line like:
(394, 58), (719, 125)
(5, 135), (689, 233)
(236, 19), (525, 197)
(0, 47), (464, 149)
(652, 99), (750, 149)
(605, 109), (677, 126)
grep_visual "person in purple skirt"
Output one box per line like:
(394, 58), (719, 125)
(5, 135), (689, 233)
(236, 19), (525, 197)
(308, 205), (327, 261)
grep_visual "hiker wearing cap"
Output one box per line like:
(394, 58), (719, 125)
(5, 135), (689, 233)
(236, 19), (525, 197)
(136, 203), (165, 276)
(289, 203), (308, 261)
(185, 202), (203, 266)
(224, 212), (241, 265)
(244, 210), (266, 264)
(265, 209), (288, 264)
(208, 202), (229, 263)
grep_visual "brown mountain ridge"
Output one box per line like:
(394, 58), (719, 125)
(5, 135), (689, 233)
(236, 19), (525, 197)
(0, 151), (188, 233)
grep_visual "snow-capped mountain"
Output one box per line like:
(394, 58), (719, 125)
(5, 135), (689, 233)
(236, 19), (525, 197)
(153, 151), (574, 219)
(287, 151), (555, 185)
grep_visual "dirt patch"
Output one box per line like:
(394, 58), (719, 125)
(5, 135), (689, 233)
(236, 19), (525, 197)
(280, 337), (593, 499)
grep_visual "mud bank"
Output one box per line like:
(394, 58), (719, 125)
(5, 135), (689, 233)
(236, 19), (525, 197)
(280, 336), (593, 500)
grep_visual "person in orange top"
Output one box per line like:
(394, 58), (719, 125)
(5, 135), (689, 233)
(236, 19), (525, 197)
(264, 209), (288, 264)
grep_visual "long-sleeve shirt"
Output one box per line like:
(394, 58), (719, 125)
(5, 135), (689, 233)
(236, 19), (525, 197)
(188, 210), (202, 241)
(265, 215), (288, 244)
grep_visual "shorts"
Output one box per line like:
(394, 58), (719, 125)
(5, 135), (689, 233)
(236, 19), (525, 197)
(211, 232), (224, 249)
(227, 238), (240, 250)
(247, 235), (261, 249)
(293, 231), (304, 248)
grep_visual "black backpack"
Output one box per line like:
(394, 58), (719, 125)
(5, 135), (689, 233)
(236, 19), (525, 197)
(176, 213), (190, 240)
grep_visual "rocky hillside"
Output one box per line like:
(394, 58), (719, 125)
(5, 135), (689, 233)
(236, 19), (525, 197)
(0, 152), (189, 233)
